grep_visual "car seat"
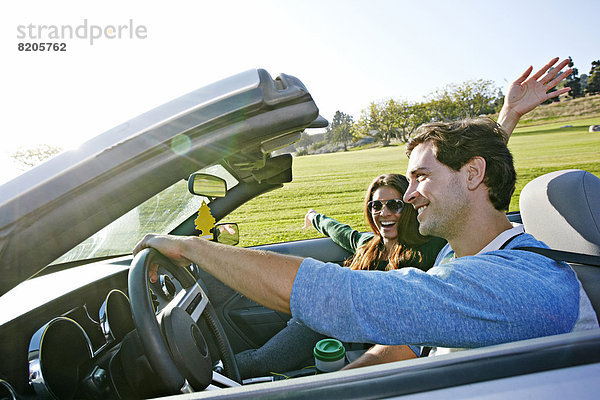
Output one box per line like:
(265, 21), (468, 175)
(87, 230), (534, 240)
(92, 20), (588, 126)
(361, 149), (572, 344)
(519, 169), (600, 316)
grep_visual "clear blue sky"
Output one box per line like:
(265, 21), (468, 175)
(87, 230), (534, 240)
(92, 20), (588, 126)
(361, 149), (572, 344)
(1, 0), (598, 183)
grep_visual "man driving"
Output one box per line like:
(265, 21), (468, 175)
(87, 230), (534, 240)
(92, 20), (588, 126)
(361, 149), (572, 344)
(132, 58), (598, 367)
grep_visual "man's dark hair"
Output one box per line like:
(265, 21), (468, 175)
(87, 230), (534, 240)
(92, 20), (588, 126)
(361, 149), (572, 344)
(406, 118), (516, 211)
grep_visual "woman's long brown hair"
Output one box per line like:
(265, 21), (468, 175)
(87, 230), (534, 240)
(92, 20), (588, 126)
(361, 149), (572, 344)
(345, 174), (430, 271)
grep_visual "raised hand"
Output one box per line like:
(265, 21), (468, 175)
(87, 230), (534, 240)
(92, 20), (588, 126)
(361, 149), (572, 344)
(505, 57), (572, 116)
(498, 57), (572, 141)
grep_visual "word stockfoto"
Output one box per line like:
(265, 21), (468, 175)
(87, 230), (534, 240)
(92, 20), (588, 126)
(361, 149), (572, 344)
(16, 19), (147, 45)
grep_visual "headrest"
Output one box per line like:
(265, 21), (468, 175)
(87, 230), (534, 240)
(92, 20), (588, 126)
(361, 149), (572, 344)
(520, 169), (600, 255)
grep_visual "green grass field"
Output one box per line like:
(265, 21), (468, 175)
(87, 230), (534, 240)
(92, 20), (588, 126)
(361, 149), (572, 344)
(227, 117), (600, 247)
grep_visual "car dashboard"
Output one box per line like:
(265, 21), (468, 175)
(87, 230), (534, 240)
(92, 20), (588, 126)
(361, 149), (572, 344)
(0, 256), (197, 399)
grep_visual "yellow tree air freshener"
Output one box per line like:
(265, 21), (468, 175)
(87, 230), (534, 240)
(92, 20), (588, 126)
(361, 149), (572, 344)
(194, 200), (216, 240)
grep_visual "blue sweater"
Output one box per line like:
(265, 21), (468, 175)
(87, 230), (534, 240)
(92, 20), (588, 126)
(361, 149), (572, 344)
(290, 233), (598, 348)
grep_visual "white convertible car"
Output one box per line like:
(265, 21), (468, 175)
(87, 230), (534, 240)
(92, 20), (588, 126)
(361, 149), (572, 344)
(0, 69), (598, 399)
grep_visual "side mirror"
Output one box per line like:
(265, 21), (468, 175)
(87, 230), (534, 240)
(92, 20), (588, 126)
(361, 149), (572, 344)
(188, 173), (227, 197)
(213, 223), (239, 246)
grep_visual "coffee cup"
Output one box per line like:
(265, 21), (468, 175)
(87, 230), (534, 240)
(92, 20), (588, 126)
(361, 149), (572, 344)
(313, 338), (346, 372)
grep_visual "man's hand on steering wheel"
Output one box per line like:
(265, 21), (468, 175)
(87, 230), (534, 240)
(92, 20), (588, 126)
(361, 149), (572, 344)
(134, 234), (194, 268)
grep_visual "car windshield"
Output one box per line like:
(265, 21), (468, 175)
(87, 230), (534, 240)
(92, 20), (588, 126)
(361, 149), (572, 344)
(51, 164), (238, 265)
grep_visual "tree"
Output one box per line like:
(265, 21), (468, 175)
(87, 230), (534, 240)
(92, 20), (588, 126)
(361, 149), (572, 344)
(326, 111), (354, 151)
(395, 101), (432, 143)
(586, 60), (600, 95)
(426, 96), (461, 121)
(355, 101), (402, 146)
(580, 74), (589, 93)
(565, 56), (583, 98)
(354, 104), (380, 142)
(427, 79), (498, 120)
(452, 79), (498, 116)
(376, 100), (402, 145)
(10, 144), (63, 170)
(493, 89), (505, 113)
(295, 131), (314, 150)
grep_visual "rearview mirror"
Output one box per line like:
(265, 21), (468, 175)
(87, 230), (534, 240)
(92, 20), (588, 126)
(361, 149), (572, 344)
(214, 223), (239, 246)
(188, 173), (227, 197)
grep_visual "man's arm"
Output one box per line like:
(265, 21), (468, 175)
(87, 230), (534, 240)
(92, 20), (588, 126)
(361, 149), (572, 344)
(133, 234), (302, 314)
(498, 57), (572, 142)
(341, 345), (418, 370)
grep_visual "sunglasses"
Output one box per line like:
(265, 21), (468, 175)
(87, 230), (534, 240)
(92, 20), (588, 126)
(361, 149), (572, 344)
(367, 199), (405, 214)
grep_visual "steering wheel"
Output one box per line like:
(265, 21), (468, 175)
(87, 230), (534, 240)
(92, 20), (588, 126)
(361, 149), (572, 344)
(128, 248), (241, 393)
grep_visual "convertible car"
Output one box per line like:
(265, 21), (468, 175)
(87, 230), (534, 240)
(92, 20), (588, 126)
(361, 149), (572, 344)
(0, 69), (598, 399)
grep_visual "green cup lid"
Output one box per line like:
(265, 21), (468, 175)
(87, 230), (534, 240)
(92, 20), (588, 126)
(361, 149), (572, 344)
(313, 338), (345, 361)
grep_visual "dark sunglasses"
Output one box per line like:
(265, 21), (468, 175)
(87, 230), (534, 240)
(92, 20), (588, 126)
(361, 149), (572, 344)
(367, 199), (405, 214)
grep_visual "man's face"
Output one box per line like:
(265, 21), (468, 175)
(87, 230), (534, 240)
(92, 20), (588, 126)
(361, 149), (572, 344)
(404, 142), (469, 239)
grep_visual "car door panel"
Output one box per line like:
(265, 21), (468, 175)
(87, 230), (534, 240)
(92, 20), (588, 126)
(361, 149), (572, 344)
(223, 295), (291, 348)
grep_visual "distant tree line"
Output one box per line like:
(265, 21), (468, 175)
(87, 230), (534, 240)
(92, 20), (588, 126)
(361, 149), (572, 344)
(297, 78), (501, 154)
(295, 57), (600, 155)
(11, 59), (600, 164)
(572, 58), (600, 97)
(544, 57), (600, 102)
